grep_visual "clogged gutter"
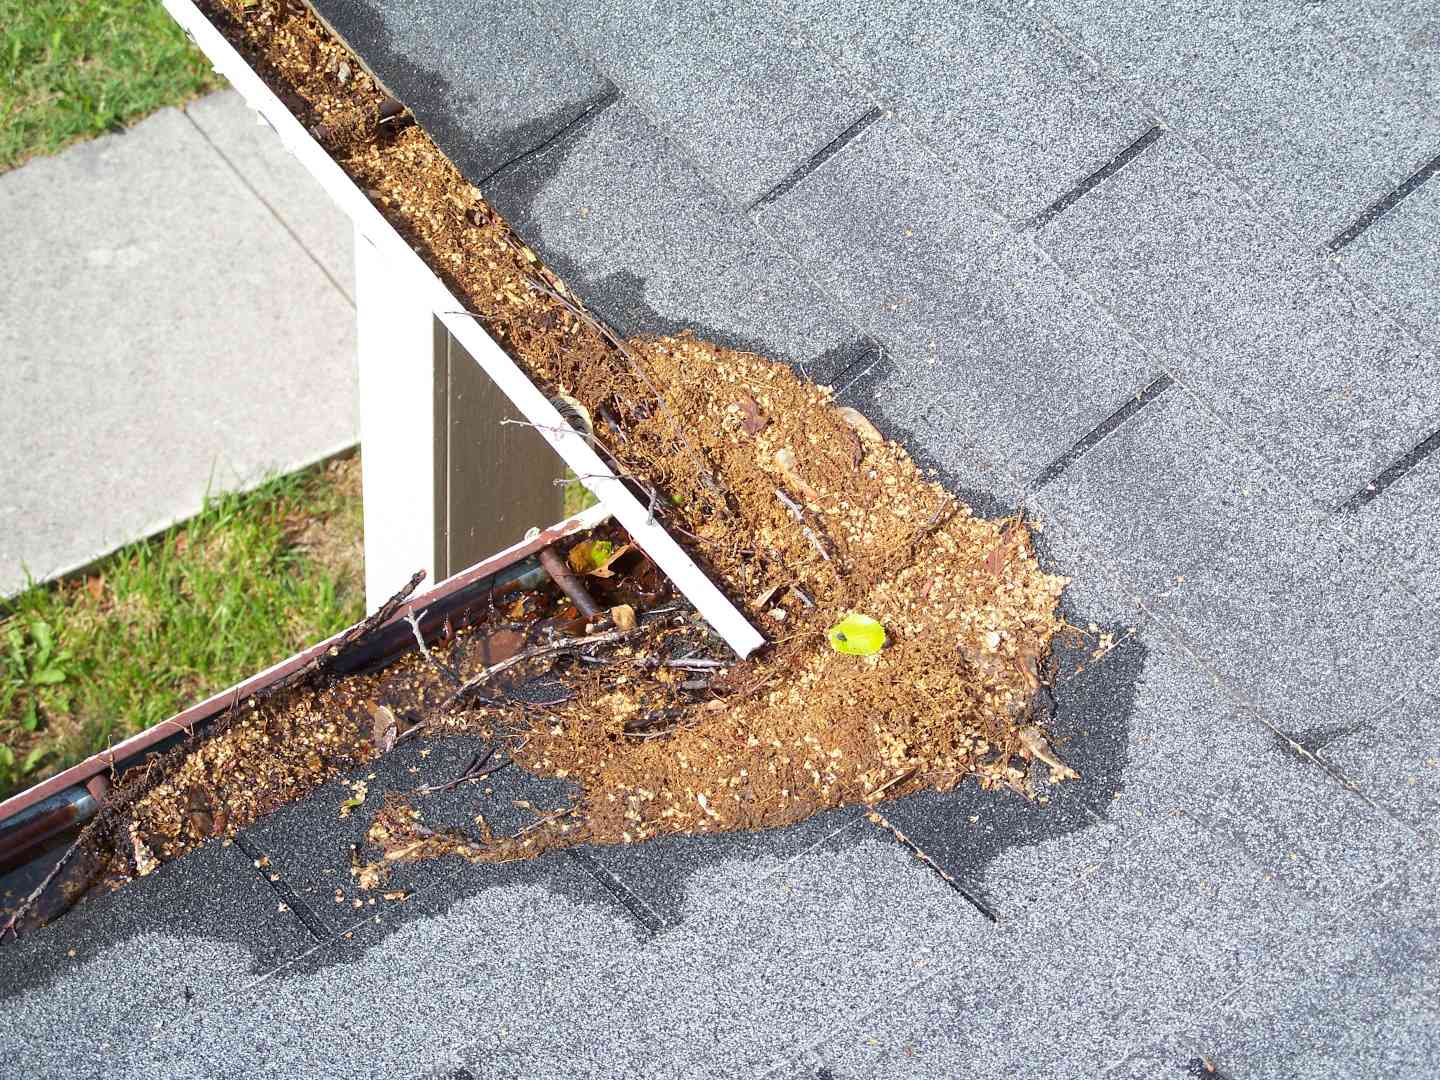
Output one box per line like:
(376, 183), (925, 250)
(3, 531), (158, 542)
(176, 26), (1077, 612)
(5, 0), (1081, 930)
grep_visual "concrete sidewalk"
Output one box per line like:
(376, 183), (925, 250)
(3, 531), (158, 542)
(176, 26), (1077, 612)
(0, 90), (358, 597)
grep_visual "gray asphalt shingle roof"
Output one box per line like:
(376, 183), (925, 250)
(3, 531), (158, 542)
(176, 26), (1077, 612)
(5, 0), (1439, 1076)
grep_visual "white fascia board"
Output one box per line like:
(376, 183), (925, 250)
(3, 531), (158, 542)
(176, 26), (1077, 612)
(163, 0), (764, 657)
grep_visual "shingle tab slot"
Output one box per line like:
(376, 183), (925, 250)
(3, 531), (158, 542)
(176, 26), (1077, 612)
(749, 105), (884, 211)
(1336, 425), (1440, 513)
(1026, 125), (1166, 230)
(1030, 375), (1175, 491)
(1327, 149), (1440, 253)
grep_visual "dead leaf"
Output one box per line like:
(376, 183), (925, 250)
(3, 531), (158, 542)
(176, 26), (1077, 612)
(983, 523), (1020, 576)
(736, 395), (769, 435)
(568, 539), (633, 578)
(1017, 725), (1079, 781)
(366, 703), (398, 752)
(355, 861), (388, 891)
(130, 828), (159, 877)
(773, 448), (819, 499)
(610, 604), (637, 631)
(85, 574), (105, 601)
(834, 406), (883, 445)
(751, 582), (786, 609)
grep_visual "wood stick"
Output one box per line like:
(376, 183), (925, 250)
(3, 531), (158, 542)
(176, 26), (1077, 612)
(537, 545), (602, 619)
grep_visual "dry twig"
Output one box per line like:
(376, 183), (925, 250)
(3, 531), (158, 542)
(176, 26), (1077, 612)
(442, 628), (638, 709)
(402, 607), (462, 686)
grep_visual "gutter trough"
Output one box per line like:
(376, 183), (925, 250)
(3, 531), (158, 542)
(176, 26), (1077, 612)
(160, 0), (764, 661)
(0, 504), (609, 886)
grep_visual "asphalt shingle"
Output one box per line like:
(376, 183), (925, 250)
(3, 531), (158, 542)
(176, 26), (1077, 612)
(484, 98), (877, 385)
(787, 0), (1150, 221)
(1037, 384), (1428, 738)
(1310, 0), (1440, 114)
(646, 828), (989, 1077)
(578, 805), (863, 928)
(1149, 860), (1440, 1080)
(150, 854), (651, 1080)
(1353, 446), (1440, 613)
(753, 118), (1001, 350)
(0, 841), (315, 1080)
(1034, 531), (1421, 914)
(546, 0), (871, 207)
(237, 733), (580, 934)
(309, 0), (611, 182)
(791, 814), (1313, 1080)
(756, 121), (1159, 480)
(1033, 0), (1440, 240)
(826, 370), (1034, 519)
(1338, 170), (1440, 344)
(910, 237), (1160, 481)
(1322, 690), (1440, 839)
(125, 825), (984, 1079)
(1039, 135), (1440, 503)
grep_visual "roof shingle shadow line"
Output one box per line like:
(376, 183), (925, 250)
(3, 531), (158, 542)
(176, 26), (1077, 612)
(518, 0), (883, 219)
(1326, 149), (1440, 253)
(1028, 375), (1176, 494)
(748, 105), (885, 212)
(865, 813), (1000, 923)
(1025, 125), (1167, 231)
(564, 848), (667, 934)
(1299, 688), (1432, 824)
(1032, 517), (1412, 771)
(1015, 244), (1435, 580)
(472, 85), (622, 189)
(1334, 423), (1440, 513)
(231, 833), (329, 943)
(734, 16), (1439, 514)
(472, 81), (884, 384)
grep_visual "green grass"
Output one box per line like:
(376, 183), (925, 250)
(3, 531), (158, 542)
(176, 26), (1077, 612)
(0, 457), (365, 799)
(0, 0), (223, 172)
(561, 470), (600, 518)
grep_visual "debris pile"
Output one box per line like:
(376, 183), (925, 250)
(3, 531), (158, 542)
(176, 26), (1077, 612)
(3, 0), (1080, 932)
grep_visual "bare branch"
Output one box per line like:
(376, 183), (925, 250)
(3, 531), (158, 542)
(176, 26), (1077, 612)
(402, 607), (463, 686)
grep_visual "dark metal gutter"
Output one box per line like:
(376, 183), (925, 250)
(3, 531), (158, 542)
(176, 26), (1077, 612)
(0, 507), (607, 875)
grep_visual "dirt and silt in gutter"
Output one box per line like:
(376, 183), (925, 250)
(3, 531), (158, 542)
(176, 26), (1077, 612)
(5, 0), (1097, 930)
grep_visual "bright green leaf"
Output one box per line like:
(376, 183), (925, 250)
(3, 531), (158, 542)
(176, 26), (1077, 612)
(22, 746), (46, 774)
(31, 619), (53, 659)
(6, 626), (23, 663)
(33, 666), (67, 685)
(567, 539), (614, 573)
(827, 613), (887, 656)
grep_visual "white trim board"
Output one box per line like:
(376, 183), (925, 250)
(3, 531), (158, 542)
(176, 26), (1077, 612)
(162, 0), (764, 657)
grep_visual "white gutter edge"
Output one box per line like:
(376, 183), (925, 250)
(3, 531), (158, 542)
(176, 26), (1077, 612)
(162, 0), (764, 658)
